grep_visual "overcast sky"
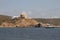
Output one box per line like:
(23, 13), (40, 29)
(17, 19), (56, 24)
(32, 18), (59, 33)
(0, 0), (60, 18)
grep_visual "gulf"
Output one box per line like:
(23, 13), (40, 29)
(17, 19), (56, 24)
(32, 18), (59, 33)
(0, 27), (60, 40)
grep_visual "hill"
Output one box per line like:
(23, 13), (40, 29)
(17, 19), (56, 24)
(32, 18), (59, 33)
(34, 18), (60, 26)
(0, 15), (12, 25)
(0, 14), (60, 27)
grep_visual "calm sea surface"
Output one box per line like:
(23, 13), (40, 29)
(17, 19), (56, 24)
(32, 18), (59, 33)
(0, 27), (60, 40)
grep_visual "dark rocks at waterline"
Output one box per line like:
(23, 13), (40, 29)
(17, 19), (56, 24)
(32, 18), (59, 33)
(44, 27), (55, 29)
(34, 23), (42, 27)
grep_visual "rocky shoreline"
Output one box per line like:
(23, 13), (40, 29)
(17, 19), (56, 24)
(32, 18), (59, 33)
(0, 12), (56, 28)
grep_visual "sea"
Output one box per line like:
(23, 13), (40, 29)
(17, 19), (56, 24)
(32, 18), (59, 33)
(0, 27), (60, 40)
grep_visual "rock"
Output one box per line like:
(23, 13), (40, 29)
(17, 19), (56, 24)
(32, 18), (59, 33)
(15, 18), (39, 27)
(1, 22), (16, 27)
(14, 12), (39, 27)
(34, 23), (41, 27)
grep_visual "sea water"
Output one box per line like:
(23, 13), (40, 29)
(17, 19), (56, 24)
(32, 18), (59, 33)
(0, 27), (60, 40)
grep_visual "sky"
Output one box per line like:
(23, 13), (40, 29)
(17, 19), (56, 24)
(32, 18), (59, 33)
(0, 0), (60, 18)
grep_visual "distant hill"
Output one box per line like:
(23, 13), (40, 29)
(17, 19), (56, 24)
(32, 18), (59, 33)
(0, 15), (12, 25)
(34, 18), (60, 26)
(0, 15), (12, 19)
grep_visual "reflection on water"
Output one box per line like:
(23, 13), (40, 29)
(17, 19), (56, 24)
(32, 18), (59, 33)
(0, 27), (60, 40)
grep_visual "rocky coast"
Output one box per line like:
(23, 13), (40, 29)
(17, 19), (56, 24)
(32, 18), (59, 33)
(0, 12), (50, 27)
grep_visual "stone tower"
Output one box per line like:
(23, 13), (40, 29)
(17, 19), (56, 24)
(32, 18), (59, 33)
(20, 11), (28, 19)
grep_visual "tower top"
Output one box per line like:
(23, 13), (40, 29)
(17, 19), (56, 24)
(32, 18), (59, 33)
(20, 11), (28, 18)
